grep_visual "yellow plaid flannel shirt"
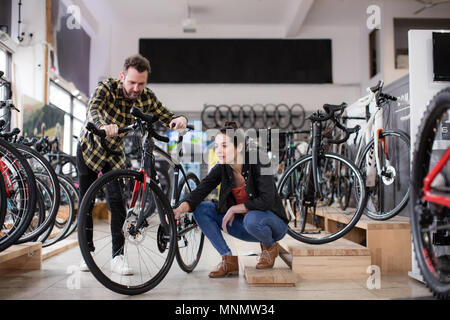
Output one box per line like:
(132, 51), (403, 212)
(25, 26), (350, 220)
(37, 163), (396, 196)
(79, 78), (180, 173)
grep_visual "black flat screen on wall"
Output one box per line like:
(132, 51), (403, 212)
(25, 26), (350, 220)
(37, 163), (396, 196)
(433, 32), (450, 82)
(139, 39), (332, 84)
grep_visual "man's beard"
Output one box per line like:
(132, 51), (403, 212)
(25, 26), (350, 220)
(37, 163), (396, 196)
(124, 87), (140, 100)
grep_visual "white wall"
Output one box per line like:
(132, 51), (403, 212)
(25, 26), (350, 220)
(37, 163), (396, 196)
(9, 0), (47, 129)
(359, 0), (450, 94)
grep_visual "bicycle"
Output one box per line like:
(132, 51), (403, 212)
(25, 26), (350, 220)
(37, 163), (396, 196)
(77, 107), (203, 295)
(346, 80), (410, 220)
(277, 104), (366, 244)
(411, 87), (450, 300)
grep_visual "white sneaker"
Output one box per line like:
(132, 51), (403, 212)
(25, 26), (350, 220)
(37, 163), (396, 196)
(110, 255), (134, 276)
(79, 259), (90, 272)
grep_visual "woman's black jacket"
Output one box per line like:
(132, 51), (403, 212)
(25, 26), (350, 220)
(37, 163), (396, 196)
(181, 161), (288, 224)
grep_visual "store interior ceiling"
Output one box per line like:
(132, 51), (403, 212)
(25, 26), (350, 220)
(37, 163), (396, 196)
(79, 0), (450, 36)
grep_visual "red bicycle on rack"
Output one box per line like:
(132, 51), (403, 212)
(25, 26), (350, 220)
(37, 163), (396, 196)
(411, 87), (450, 300)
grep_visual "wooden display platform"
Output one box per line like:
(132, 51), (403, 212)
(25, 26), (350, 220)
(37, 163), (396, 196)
(312, 205), (411, 275)
(42, 238), (79, 260)
(0, 243), (42, 270)
(231, 238), (298, 286)
(278, 234), (371, 280)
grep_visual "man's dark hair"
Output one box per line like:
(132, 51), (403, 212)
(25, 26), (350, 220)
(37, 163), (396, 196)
(123, 54), (151, 74)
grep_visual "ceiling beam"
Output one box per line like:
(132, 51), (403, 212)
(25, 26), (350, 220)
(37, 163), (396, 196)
(285, 0), (315, 38)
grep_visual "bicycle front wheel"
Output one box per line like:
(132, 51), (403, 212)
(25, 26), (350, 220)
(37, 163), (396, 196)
(174, 172), (204, 273)
(77, 169), (177, 295)
(411, 87), (450, 299)
(278, 153), (366, 244)
(357, 130), (410, 220)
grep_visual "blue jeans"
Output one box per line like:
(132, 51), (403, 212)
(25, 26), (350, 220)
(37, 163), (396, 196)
(192, 201), (288, 256)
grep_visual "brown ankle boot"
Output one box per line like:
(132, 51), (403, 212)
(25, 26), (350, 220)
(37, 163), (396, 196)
(209, 255), (239, 278)
(256, 242), (279, 269)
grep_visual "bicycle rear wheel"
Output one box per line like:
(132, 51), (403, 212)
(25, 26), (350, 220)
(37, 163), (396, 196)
(174, 172), (204, 273)
(411, 88), (450, 299)
(77, 169), (177, 295)
(0, 139), (37, 252)
(278, 153), (366, 244)
(357, 130), (410, 220)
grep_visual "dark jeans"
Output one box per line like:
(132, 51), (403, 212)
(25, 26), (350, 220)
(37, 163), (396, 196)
(193, 201), (288, 256)
(76, 144), (126, 258)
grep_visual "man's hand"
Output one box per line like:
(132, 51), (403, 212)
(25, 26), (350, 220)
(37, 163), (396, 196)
(173, 202), (191, 220)
(170, 116), (188, 131)
(99, 124), (121, 137)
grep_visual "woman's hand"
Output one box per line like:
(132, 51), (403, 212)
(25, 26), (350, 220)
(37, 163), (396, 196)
(222, 207), (236, 234)
(173, 202), (190, 220)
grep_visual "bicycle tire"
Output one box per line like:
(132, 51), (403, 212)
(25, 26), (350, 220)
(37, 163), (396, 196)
(278, 153), (366, 244)
(12, 143), (61, 242)
(77, 169), (177, 295)
(411, 87), (450, 300)
(58, 174), (79, 239)
(201, 104), (217, 130)
(290, 104), (306, 129)
(15, 175), (52, 243)
(0, 173), (7, 229)
(39, 180), (75, 247)
(357, 130), (410, 220)
(0, 139), (37, 252)
(174, 172), (204, 273)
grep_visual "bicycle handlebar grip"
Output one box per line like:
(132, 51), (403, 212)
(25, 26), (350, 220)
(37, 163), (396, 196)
(308, 112), (333, 122)
(149, 128), (170, 143)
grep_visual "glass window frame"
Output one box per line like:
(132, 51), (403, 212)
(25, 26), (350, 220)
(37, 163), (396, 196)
(48, 80), (87, 156)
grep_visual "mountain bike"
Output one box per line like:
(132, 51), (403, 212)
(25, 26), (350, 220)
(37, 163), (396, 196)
(346, 80), (410, 220)
(411, 87), (450, 300)
(77, 107), (203, 295)
(277, 104), (366, 244)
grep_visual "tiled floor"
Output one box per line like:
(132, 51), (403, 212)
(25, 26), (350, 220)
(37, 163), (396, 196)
(0, 233), (433, 300)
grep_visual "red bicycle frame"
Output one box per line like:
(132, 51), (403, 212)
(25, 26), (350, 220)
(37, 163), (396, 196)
(422, 146), (450, 207)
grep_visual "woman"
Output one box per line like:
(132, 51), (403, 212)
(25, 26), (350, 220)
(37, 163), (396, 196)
(173, 121), (288, 278)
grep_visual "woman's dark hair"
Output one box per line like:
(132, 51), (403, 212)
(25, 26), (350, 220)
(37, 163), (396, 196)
(220, 121), (246, 150)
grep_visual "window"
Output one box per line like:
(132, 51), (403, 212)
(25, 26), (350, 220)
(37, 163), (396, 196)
(46, 81), (87, 155)
(49, 82), (71, 113)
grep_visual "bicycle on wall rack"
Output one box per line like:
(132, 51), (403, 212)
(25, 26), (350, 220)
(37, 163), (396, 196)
(345, 80), (411, 221)
(77, 107), (203, 295)
(411, 87), (450, 300)
(277, 103), (366, 244)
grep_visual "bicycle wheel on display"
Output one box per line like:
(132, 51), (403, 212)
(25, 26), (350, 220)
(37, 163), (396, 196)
(0, 139), (37, 252)
(0, 174), (6, 229)
(39, 180), (75, 247)
(252, 104), (265, 129)
(337, 143), (352, 211)
(275, 104), (291, 129)
(278, 153), (366, 244)
(214, 105), (232, 128)
(239, 105), (256, 129)
(77, 169), (177, 295)
(357, 130), (410, 220)
(411, 87), (450, 300)
(174, 173), (204, 273)
(291, 104), (306, 129)
(58, 174), (79, 239)
(12, 143), (61, 243)
(229, 105), (241, 126)
(201, 104), (217, 130)
(15, 175), (53, 244)
(263, 103), (277, 128)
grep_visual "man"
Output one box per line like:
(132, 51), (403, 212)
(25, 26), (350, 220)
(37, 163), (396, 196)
(77, 54), (187, 275)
